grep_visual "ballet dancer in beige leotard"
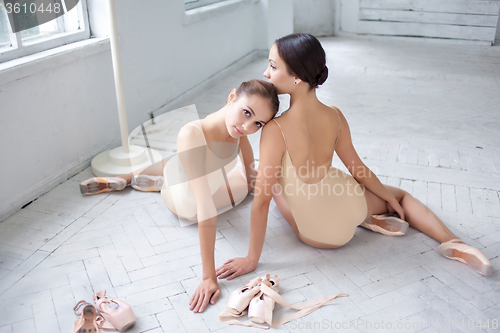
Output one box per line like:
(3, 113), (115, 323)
(80, 80), (280, 314)
(216, 33), (492, 280)
(172, 80), (279, 314)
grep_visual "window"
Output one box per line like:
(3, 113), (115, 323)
(185, 0), (226, 11)
(0, 0), (89, 63)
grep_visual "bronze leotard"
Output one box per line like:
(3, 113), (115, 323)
(273, 112), (367, 246)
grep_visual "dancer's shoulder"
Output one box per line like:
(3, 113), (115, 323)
(178, 121), (205, 151)
(261, 118), (282, 136)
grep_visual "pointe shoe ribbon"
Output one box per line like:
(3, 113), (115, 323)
(438, 239), (493, 276)
(219, 274), (348, 329)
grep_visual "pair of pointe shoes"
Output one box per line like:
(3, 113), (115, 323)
(361, 215), (493, 276)
(220, 274), (347, 328)
(72, 289), (136, 333)
(225, 274), (280, 324)
(80, 175), (164, 195)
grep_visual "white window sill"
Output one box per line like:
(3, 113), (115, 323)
(0, 37), (110, 86)
(183, 0), (258, 25)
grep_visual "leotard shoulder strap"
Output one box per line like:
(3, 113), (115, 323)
(272, 119), (287, 151)
(332, 107), (341, 149)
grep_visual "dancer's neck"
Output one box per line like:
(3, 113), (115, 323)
(289, 87), (322, 114)
(203, 106), (234, 142)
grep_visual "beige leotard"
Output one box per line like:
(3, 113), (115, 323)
(161, 121), (245, 219)
(273, 111), (367, 247)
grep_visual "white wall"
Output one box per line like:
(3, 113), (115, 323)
(256, 0), (294, 49)
(338, 0), (359, 34)
(337, 0), (500, 44)
(293, 0), (335, 36)
(496, 4), (500, 41)
(0, 0), (293, 221)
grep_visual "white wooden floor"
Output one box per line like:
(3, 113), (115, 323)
(1, 36), (499, 333)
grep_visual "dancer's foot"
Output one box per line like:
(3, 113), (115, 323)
(131, 175), (164, 192)
(359, 214), (409, 236)
(80, 177), (127, 195)
(438, 239), (492, 276)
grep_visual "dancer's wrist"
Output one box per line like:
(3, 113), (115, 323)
(202, 273), (218, 282)
(246, 255), (259, 267)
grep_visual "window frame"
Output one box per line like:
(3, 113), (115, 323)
(185, 0), (226, 11)
(0, 0), (90, 63)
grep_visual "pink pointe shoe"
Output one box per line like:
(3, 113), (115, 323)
(131, 175), (164, 192)
(248, 274), (280, 324)
(360, 214), (409, 236)
(80, 177), (127, 195)
(93, 289), (136, 332)
(226, 276), (263, 315)
(72, 301), (100, 333)
(438, 239), (493, 276)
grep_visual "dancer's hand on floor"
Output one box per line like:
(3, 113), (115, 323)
(189, 278), (220, 313)
(216, 257), (256, 280)
(387, 199), (405, 221)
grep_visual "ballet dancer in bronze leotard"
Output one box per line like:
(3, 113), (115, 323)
(216, 33), (492, 280)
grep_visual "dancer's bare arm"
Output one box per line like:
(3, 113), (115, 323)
(334, 108), (404, 219)
(216, 121), (285, 279)
(177, 126), (220, 313)
(239, 136), (257, 191)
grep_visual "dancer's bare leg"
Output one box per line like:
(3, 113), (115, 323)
(363, 184), (458, 243)
(174, 166), (251, 221)
(208, 166), (249, 208)
(80, 157), (171, 195)
(364, 184), (493, 275)
(116, 157), (171, 184)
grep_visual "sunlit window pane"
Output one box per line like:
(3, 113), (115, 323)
(63, 1), (79, 32)
(18, 0), (81, 45)
(21, 15), (60, 43)
(19, 1), (61, 43)
(0, 1), (14, 50)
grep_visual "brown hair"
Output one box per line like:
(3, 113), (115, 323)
(275, 33), (328, 90)
(234, 79), (279, 117)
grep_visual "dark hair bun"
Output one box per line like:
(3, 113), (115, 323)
(315, 66), (328, 87)
(275, 33), (327, 90)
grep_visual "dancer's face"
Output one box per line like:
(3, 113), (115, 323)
(263, 43), (296, 94)
(225, 92), (275, 138)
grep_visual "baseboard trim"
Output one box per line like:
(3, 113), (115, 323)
(335, 31), (492, 46)
(0, 139), (120, 223)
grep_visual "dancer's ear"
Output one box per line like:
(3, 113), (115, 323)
(227, 89), (237, 104)
(294, 77), (302, 85)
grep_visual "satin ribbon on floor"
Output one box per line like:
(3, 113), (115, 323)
(219, 283), (348, 329)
